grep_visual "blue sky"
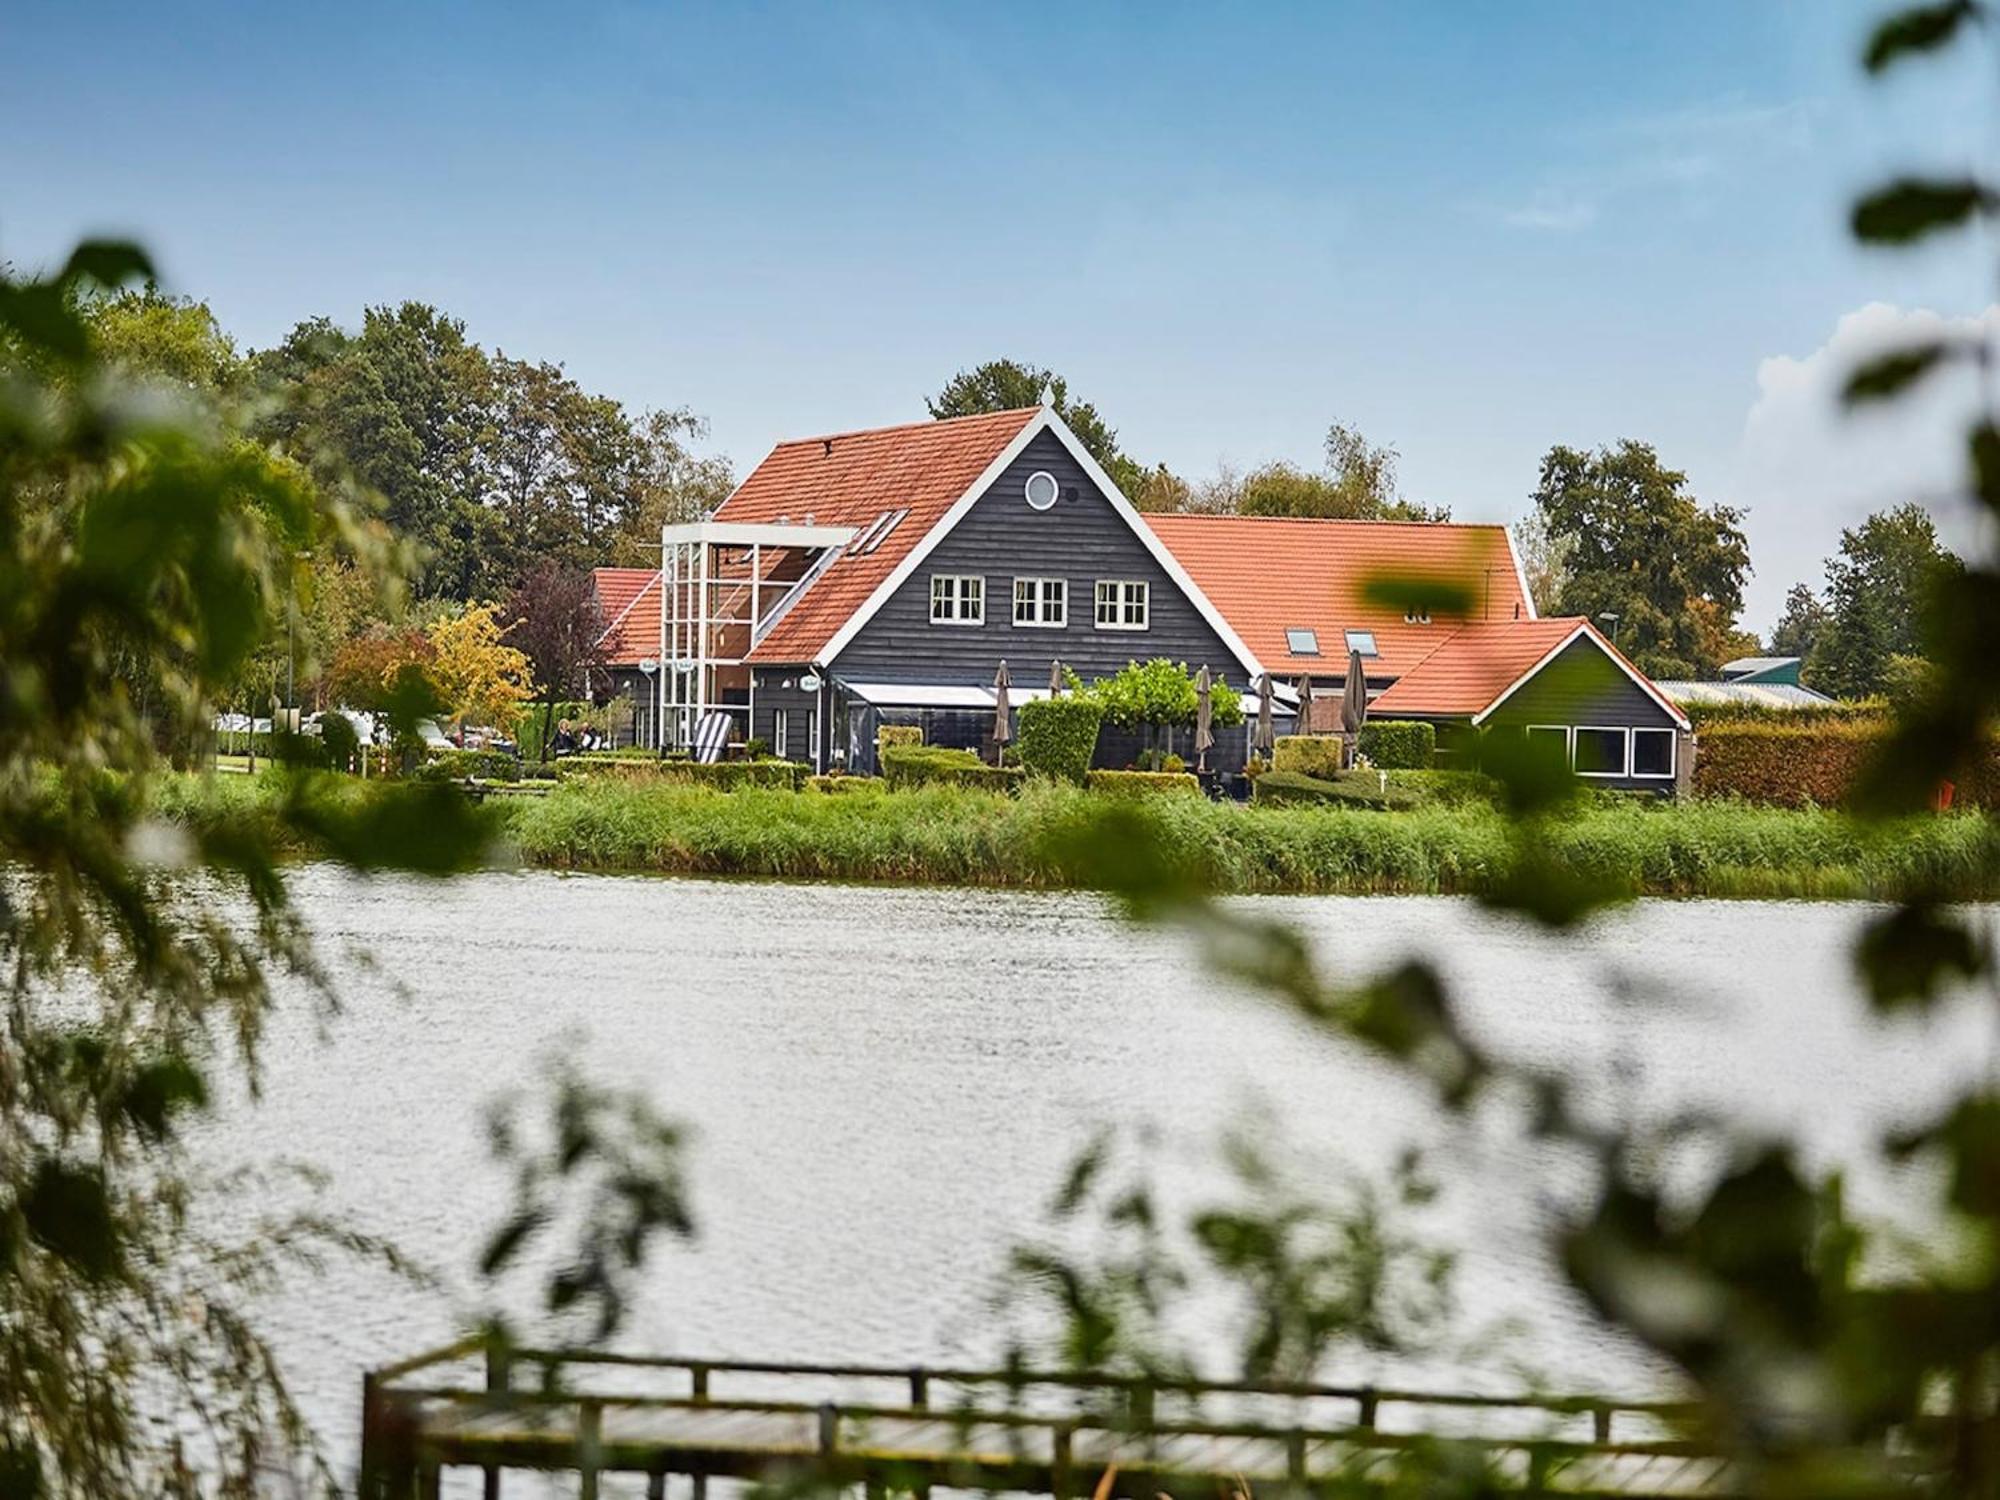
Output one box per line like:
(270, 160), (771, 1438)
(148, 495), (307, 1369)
(3, 1), (1989, 630)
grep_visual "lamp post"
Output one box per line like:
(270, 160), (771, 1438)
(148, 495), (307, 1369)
(1597, 611), (1622, 650)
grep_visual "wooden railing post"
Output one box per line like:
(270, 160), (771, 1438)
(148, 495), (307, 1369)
(1287, 1427), (1308, 1495)
(819, 1401), (841, 1464)
(910, 1365), (930, 1409)
(1128, 1384), (1154, 1429)
(1593, 1405), (1613, 1445)
(1357, 1387), (1379, 1430)
(579, 1399), (603, 1500)
(483, 1343), (511, 1500)
(690, 1361), (710, 1403)
(1052, 1422), (1075, 1500)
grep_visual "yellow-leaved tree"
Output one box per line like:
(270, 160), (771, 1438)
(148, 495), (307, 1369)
(427, 602), (535, 736)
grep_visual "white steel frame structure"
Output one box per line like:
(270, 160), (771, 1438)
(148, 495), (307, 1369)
(658, 520), (855, 753)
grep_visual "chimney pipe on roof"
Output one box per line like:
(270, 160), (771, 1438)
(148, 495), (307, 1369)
(822, 439), (833, 457)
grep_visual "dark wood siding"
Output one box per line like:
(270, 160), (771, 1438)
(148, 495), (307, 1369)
(831, 431), (1246, 686)
(750, 667), (824, 767)
(1483, 636), (1681, 792)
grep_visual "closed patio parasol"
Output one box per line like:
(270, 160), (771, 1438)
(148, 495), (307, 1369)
(992, 659), (1013, 762)
(1194, 665), (1215, 773)
(1254, 672), (1275, 760)
(1341, 647), (1368, 767)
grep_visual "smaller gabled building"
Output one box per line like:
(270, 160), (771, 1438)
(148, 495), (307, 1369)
(1370, 617), (1692, 792)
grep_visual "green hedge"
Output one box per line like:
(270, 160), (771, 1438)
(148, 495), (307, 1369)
(806, 774), (886, 795)
(420, 747), (520, 783)
(1085, 769), (1201, 797)
(877, 724), (923, 753)
(558, 755), (801, 790)
(1252, 769), (1420, 811)
(881, 744), (1025, 791)
(1016, 697), (1104, 783)
(1273, 736), (1342, 778)
(1358, 720), (1436, 770)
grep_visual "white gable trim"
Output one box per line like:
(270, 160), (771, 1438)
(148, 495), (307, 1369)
(809, 410), (1051, 667)
(810, 408), (1266, 680)
(1038, 409), (1265, 680)
(1504, 526), (1538, 621)
(1471, 623), (1691, 730)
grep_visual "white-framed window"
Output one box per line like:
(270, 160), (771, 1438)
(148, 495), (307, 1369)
(1345, 629), (1379, 657)
(1574, 726), (1629, 777)
(1024, 470), (1060, 511)
(930, 574), (984, 625)
(1286, 627), (1320, 655)
(1095, 580), (1149, 630)
(1403, 607), (1431, 625)
(1526, 724), (1570, 763)
(772, 709), (789, 759)
(1632, 727), (1675, 778)
(1013, 576), (1068, 627)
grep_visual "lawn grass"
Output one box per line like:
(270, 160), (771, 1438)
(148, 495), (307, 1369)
(146, 771), (2000, 900)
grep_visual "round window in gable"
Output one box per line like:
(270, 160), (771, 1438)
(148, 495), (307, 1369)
(1024, 470), (1060, 511)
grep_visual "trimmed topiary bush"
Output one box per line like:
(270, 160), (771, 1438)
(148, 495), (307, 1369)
(1358, 719), (1436, 770)
(881, 744), (1025, 791)
(1085, 769), (1201, 797)
(806, 774), (886, 794)
(877, 724), (922, 754)
(1016, 696), (1104, 783)
(1273, 735), (1342, 778)
(1252, 769), (1419, 810)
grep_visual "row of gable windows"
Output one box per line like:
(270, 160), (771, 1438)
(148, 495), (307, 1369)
(929, 574), (1150, 631)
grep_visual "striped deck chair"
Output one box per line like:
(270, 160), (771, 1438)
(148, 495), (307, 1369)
(692, 711), (735, 765)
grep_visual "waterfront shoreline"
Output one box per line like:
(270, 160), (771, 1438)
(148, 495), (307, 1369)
(152, 774), (2000, 902)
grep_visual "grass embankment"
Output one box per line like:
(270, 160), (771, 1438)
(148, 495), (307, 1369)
(497, 779), (2000, 900)
(149, 773), (2000, 899)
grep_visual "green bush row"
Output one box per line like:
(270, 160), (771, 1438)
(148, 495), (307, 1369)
(881, 744), (1026, 790)
(1273, 736), (1342, 778)
(1253, 769), (1423, 811)
(1084, 769), (1201, 796)
(1016, 697), (1105, 783)
(1358, 720), (1436, 769)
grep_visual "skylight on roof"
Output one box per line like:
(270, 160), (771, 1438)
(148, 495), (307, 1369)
(862, 508), (908, 554)
(1344, 630), (1379, 657)
(848, 512), (891, 553)
(1286, 628), (1320, 655)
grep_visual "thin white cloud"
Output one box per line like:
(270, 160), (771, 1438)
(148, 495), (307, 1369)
(1728, 301), (1999, 631)
(1502, 188), (1597, 232)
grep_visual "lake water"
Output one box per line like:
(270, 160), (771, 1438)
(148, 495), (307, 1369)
(194, 870), (1999, 1492)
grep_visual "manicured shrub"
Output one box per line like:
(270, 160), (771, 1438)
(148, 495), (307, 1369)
(1015, 696), (1104, 783)
(421, 747), (520, 783)
(1273, 735), (1343, 778)
(1252, 769), (1419, 810)
(1085, 769), (1201, 797)
(880, 744), (1025, 791)
(806, 774), (886, 794)
(1358, 720), (1436, 770)
(877, 724), (923, 753)
(1691, 721), (1912, 807)
(660, 760), (802, 791)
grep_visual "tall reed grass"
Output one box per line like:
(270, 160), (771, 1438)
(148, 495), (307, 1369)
(145, 772), (2000, 899)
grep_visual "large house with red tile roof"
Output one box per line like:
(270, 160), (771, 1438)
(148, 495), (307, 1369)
(590, 400), (1690, 790)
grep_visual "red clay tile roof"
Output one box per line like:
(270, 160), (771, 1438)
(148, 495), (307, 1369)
(716, 407), (1043, 664)
(1369, 616), (1687, 726)
(1369, 617), (1591, 717)
(1140, 514), (1531, 678)
(591, 567), (661, 667)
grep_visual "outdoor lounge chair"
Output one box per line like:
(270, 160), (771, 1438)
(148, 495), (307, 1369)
(692, 711), (735, 765)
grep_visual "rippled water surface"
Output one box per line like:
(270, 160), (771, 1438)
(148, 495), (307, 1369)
(198, 870), (1997, 1490)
